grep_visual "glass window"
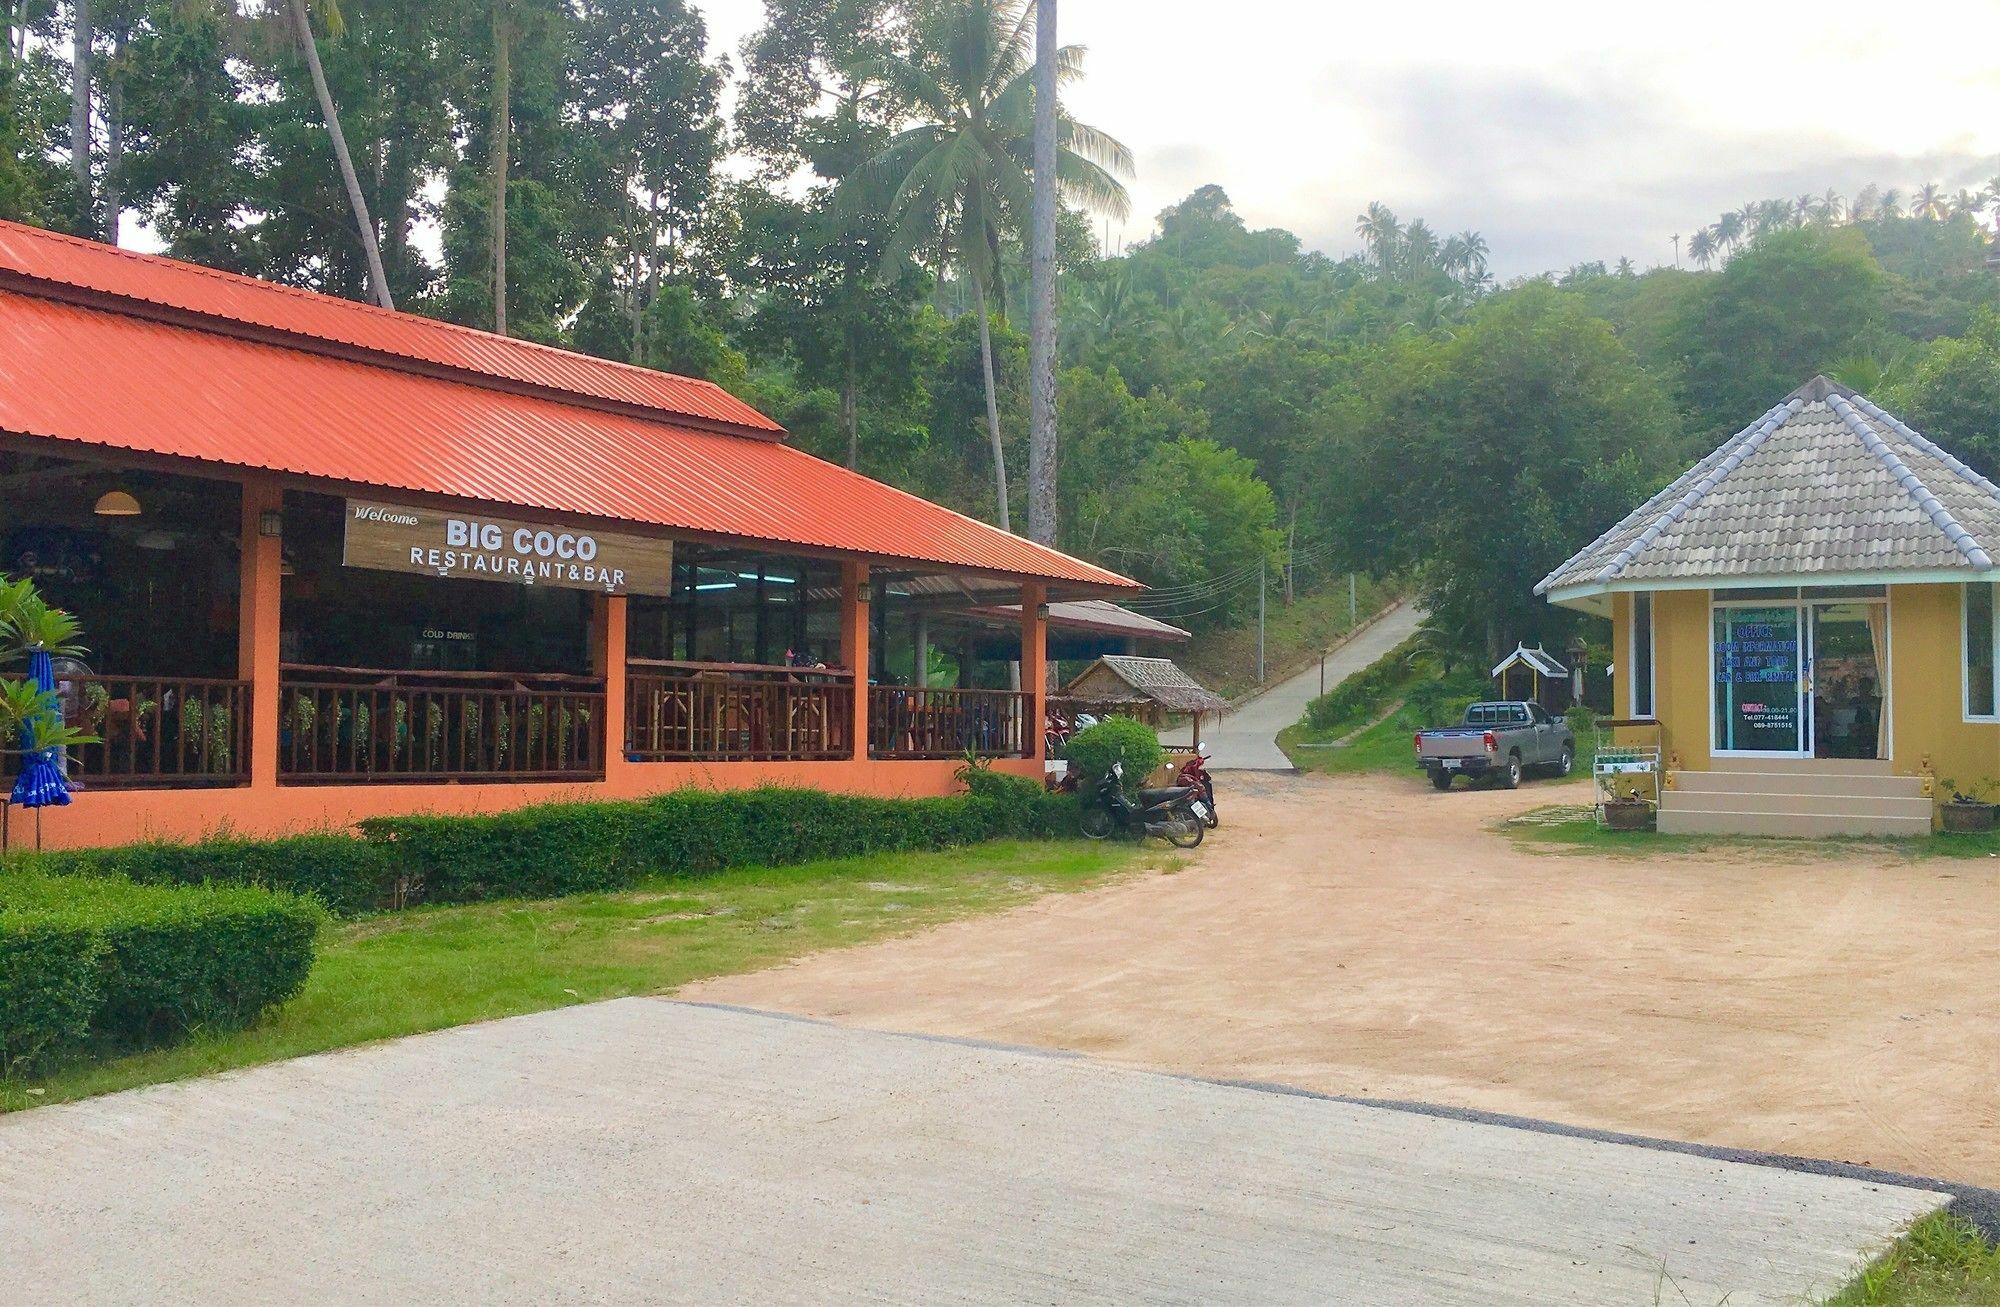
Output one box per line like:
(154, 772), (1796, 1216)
(1630, 593), (1655, 719)
(1713, 604), (1803, 752)
(1967, 583), (1996, 719)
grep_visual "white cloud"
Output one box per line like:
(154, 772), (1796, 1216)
(703, 0), (1999, 275)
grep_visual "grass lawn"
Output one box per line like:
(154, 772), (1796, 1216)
(1828, 1213), (2000, 1306)
(1, 838), (1150, 1113)
(1279, 698), (1429, 777)
(1498, 805), (2000, 862)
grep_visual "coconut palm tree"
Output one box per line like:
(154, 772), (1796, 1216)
(285, 0), (393, 309)
(1794, 194), (1815, 225)
(1401, 218), (1440, 276)
(1354, 201), (1401, 271)
(1714, 211), (1744, 254)
(1817, 188), (1845, 222)
(1688, 227), (1717, 269)
(849, 0), (1131, 532)
(1614, 256), (1636, 278)
(1879, 188), (1904, 220)
(1913, 182), (1946, 220)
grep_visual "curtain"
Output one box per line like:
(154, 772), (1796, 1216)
(1866, 605), (1890, 758)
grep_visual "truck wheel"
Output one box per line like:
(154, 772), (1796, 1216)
(1429, 771), (1454, 791)
(1552, 746), (1574, 777)
(1500, 754), (1522, 789)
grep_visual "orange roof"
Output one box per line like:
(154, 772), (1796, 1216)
(0, 221), (1134, 590)
(0, 220), (782, 439)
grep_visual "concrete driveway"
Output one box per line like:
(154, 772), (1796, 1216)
(0, 999), (1942, 1305)
(1190, 603), (1424, 770)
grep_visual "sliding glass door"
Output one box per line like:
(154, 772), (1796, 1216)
(1713, 604), (1807, 755)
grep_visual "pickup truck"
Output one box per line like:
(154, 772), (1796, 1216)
(1415, 701), (1574, 790)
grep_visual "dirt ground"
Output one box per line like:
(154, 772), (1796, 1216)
(687, 771), (2000, 1187)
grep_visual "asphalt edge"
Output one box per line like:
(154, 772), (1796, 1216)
(676, 999), (1993, 1237)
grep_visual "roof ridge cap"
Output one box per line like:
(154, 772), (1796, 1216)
(1534, 452), (1725, 594)
(1827, 392), (1994, 568)
(1587, 396), (1802, 584)
(1849, 391), (2000, 501)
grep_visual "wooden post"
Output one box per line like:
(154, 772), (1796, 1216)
(238, 476), (285, 790)
(1020, 581), (1047, 764)
(913, 609), (929, 689)
(841, 562), (870, 761)
(593, 593), (631, 785)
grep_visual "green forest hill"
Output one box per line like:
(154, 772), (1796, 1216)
(2, 2), (1997, 660)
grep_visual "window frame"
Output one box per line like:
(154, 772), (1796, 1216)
(1628, 592), (1657, 720)
(1964, 582), (2000, 723)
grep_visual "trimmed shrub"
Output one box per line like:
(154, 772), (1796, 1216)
(359, 784), (1073, 907)
(0, 872), (323, 1075)
(1065, 718), (1165, 792)
(1303, 637), (1419, 732)
(1563, 704), (1600, 744)
(35, 833), (397, 916)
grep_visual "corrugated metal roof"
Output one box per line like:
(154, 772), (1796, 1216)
(0, 219), (782, 438)
(1538, 376), (2000, 595)
(971, 599), (1192, 641)
(0, 287), (1136, 589)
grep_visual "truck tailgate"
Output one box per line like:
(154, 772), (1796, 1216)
(1418, 730), (1492, 761)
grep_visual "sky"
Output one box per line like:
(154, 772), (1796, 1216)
(700, 0), (2000, 277)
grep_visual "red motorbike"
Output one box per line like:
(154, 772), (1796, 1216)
(1177, 753), (1218, 828)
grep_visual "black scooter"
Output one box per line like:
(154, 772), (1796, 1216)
(1078, 758), (1206, 847)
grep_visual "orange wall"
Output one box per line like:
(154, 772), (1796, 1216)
(20, 758), (1044, 851)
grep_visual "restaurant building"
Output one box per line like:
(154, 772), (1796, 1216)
(1538, 375), (2000, 837)
(0, 220), (1137, 849)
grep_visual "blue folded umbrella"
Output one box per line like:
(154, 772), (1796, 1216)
(11, 648), (71, 809)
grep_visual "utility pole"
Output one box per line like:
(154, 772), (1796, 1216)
(1256, 562), (1266, 683)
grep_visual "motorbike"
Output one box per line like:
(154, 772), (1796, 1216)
(1177, 752), (1218, 829)
(1079, 758), (1206, 847)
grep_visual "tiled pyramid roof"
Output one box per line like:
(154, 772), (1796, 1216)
(1537, 377), (2000, 596)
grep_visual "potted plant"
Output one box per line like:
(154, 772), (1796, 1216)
(1939, 778), (1998, 834)
(1602, 778), (1652, 832)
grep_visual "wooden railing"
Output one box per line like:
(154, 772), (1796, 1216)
(869, 686), (1029, 759)
(0, 674), (251, 790)
(626, 661), (854, 762)
(279, 665), (605, 784)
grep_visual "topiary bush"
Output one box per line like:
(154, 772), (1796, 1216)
(1064, 717), (1165, 792)
(0, 871), (323, 1076)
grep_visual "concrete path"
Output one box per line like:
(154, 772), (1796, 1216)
(1192, 602), (1425, 770)
(0, 999), (1941, 1305)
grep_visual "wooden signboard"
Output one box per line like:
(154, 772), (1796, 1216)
(342, 500), (672, 596)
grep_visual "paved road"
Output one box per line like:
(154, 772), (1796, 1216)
(1192, 602), (1425, 770)
(0, 999), (1941, 1305)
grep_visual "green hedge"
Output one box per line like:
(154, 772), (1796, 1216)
(0, 872), (322, 1075)
(34, 833), (397, 916)
(362, 786), (1076, 906)
(1303, 637), (1420, 732)
(11, 784), (1077, 920)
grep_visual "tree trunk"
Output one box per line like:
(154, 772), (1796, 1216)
(70, 0), (91, 231)
(971, 275), (1011, 533)
(490, 2), (511, 336)
(1025, 0), (1059, 546)
(101, 24), (124, 245)
(843, 334), (859, 470)
(289, 0), (393, 309)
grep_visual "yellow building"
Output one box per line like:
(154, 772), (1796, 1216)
(1538, 376), (2000, 837)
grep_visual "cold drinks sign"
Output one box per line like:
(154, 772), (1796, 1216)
(342, 501), (672, 595)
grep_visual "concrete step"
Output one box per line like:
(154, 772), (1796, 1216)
(1708, 757), (1893, 777)
(1660, 790), (1933, 820)
(1670, 770), (1926, 800)
(1658, 808), (1932, 839)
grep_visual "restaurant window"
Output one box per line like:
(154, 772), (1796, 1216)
(1966, 583), (1997, 720)
(1629, 592), (1655, 719)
